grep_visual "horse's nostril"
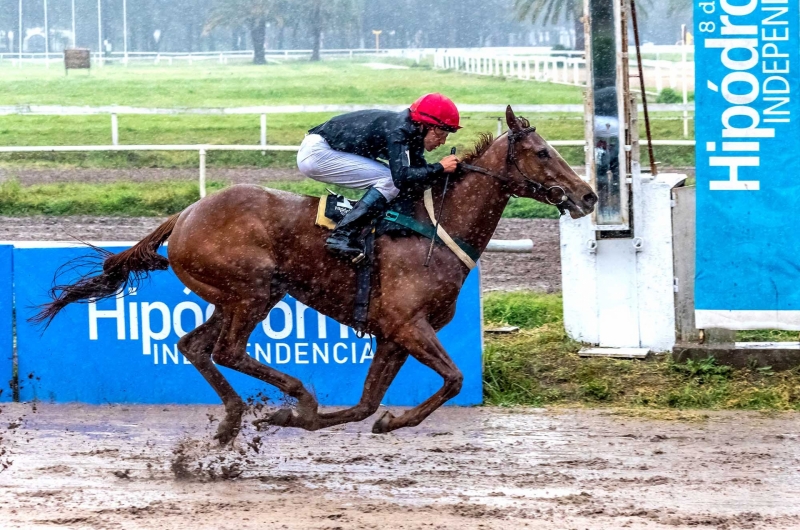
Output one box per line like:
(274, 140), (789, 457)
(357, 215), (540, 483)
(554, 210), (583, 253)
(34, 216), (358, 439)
(583, 193), (598, 206)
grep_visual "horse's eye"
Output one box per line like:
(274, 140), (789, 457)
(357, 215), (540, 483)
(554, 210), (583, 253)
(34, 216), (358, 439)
(537, 149), (550, 159)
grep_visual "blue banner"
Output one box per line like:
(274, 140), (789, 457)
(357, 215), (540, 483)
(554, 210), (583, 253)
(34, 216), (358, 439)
(0, 246), (12, 402)
(694, 0), (800, 329)
(15, 246), (482, 405)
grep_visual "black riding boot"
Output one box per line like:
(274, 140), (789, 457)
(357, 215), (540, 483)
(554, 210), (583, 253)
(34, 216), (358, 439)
(325, 187), (389, 262)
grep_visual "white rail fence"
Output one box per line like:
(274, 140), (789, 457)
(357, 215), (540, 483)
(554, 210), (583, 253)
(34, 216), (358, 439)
(0, 139), (696, 200)
(0, 48), (433, 67)
(433, 50), (695, 93)
(1, 103), (695, 146)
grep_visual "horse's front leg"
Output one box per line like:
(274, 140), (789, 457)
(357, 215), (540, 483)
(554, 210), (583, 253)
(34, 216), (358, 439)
(371, 318), (462, 434)
(259, 339), (409, 430)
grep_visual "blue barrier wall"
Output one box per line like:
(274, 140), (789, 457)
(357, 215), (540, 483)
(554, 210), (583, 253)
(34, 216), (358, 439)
(0, 246), (12, 402)
(15, 245), (483, 406)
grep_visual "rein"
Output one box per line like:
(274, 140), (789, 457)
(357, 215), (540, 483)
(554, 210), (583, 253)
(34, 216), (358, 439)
(458, 127), (569, 214)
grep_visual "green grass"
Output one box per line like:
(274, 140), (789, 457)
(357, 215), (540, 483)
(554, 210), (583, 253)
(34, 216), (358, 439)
(0, 60), (695, 169)
(0, 179), (225, 216)
(0, 178), (559, 218)
(1, 59), (582, 107)
(483, 292), (800, 409)
(0, 112), (694, 169)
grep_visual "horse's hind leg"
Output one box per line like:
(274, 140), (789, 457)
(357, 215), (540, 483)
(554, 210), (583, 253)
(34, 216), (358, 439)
(211, 297), (321, 428)
(176, 309), (244, 444)
(261, 339), (410, 431)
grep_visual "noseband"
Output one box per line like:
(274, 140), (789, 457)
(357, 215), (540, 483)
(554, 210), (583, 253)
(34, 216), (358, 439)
(458, 127), (569, 214)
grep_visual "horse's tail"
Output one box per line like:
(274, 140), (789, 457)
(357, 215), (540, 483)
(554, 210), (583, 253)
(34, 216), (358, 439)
(31, 213), (180, 327)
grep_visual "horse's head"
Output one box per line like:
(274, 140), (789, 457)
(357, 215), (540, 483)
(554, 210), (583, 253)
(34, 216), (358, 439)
(503, 106), (598, 219)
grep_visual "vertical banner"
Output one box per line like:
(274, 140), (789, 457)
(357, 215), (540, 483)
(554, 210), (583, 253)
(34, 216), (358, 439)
(694, 0), (800, 329)
(15, 245), (482, 406)
(0, 246), (12, 402)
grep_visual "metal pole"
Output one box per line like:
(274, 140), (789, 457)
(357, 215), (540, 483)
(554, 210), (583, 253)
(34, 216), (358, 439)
(681, 37), (689, 138)
(18, 0), (22, 68)
(111, 113), (118, 145)
(122, 0), (128, 65)
(630, 0), (657, 175)
(43, 0), (49, 68)
(71, 0), (76, 48)
(198, 149), (207, 198)
(97, 0), (102, 66)
(260, 114), (267, 154)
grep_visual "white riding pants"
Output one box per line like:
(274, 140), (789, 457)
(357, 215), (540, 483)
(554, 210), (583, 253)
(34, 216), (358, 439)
(296, 134), (400, 201)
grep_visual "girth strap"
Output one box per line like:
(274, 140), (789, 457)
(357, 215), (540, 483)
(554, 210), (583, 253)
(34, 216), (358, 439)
(422, 189), (477, 270)
(383, 207), (479, 269)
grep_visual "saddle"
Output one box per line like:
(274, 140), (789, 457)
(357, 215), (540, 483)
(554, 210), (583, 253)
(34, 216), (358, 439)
(315, 192), (481, 334)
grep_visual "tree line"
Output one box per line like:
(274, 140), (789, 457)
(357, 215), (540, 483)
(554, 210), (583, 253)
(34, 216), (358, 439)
(1, 0), (690, 62)
(1, 0), (568, 61)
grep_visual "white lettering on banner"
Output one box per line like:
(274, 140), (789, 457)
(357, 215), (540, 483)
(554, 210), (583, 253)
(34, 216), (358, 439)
(87, 287), (376, 367)
(314, 344), (329, 363)
(276, 343), (291, 364)
(699, 0), (792, 191)
(333, 343), (348, 364)
(173, 301), (203, 337)
(129, 302), (139, 340)
(150, 341), (374, 365)
(141, 302), (171, 356)
(264, 301), (293, 339)
(89, 292), (125, 340)
(296, 343), (309, 364)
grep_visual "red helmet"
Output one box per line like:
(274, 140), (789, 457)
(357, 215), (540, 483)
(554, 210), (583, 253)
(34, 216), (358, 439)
(409, 93), (461, 133)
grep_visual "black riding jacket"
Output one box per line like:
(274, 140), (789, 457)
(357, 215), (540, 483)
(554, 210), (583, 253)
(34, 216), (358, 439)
(308, 109), (444, 192)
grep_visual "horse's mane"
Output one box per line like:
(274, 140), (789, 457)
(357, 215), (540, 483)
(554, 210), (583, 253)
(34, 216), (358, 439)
(461, 133), (495, 164)
(460, 116), (531, 165)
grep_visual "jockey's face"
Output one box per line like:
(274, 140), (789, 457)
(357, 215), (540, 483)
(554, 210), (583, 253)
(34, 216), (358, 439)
(423, 126), (449, 151)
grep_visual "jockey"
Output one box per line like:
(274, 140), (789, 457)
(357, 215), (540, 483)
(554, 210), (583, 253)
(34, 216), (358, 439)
(297, 93), (461, 261)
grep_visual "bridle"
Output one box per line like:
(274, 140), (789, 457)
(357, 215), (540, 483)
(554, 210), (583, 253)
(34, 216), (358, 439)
(458, 127), (569, 214)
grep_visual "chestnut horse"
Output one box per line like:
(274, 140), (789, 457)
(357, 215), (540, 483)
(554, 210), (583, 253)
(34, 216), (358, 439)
(34, 107), (597, 444)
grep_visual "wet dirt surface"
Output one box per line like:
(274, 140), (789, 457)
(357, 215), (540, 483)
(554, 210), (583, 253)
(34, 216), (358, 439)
(0, 217), (560, 293)
(0, 404), (798, 529)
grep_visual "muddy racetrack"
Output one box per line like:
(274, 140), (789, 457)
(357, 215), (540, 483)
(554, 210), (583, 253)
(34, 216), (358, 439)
(1, 404), (799, 529)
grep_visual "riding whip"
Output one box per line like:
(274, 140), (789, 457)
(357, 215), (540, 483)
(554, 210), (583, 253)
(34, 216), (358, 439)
(424, 147), (455, 267)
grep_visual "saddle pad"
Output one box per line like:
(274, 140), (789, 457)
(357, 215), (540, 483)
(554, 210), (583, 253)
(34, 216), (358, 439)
(315, 193), (355, 230)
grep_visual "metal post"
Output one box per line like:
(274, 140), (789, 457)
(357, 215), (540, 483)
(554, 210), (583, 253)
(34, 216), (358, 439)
(260, 113), (267, 154)
(18, 0), (22, 68)
(71, 0), (76, 48)
(111, 113), (118, 145)
(97, 0), (102, 66)
(122, 0), (128, 65)
(198, 149), (207, 198)
(655, 60), (662, 93)
(681, 43), (689, 138)
(43, 0), (49, 68)
(496, 118), (502, 137)
(630, 0), (657, 176)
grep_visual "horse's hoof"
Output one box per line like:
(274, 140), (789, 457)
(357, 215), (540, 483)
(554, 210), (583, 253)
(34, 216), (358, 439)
(372, 410), (395, 434)
(214, 423), (241, 445)
(254, 408), (294, 429)
(214, 404), (245, 445)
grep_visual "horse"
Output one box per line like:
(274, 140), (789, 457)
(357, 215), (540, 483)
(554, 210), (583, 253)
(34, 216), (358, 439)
(33, 106), (598, 444)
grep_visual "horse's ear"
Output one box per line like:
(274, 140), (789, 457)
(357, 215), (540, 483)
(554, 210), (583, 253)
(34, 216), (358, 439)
(505, 105), (520, 132)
